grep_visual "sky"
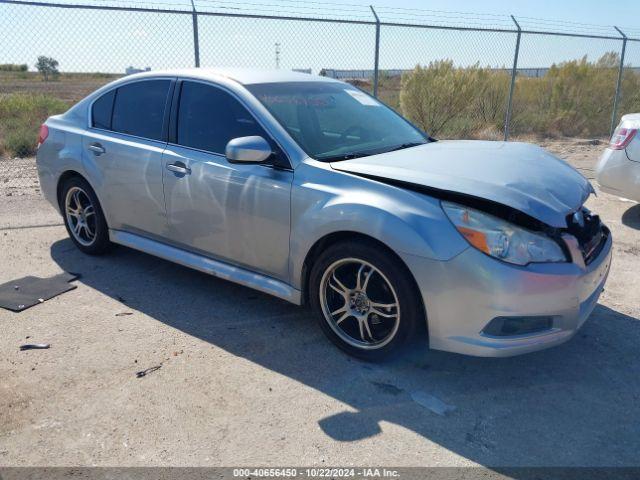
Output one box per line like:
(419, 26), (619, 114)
(375, 0), (640, 33)
(2, 0), (639, 74)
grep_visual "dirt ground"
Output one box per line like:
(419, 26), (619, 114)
(1, 139), (640, 468)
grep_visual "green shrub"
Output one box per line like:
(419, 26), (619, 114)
(399, 61), (512, 138)
(0, 63), (28, 72)
(4, 130), (37, 157)
(470, 68), (509, 130)
(399, 52), (640, 139)
(400, 60), (479, 137)
(0, 93), (69, 157)
(509, 56), (623, 137)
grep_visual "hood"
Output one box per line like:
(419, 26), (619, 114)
(331, 140), (593, 228)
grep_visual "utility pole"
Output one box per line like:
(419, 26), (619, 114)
(275, 42), (281, 69)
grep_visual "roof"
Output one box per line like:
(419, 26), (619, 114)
(124, 68), (340, 85)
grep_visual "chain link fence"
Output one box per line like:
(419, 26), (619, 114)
(1, 0), (639, 195)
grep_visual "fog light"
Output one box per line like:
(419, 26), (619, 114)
(482, 316), (553, 337)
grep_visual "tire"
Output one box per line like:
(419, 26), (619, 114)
(309, 239), (425, 361)
(60, 176), (111, 255)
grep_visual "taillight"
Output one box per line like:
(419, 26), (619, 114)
(609, 126), (637, 150)
(37, 124), (49, 148)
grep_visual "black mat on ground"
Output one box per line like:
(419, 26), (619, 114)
(0, 272), (79, 312)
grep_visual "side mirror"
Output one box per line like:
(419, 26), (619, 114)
(225, 136), (272, 164)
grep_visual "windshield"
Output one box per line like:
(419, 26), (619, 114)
(246, 82), (429, 161)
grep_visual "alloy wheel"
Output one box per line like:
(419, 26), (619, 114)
(65, 186), (97, 247)
(319, 258), (401, 350)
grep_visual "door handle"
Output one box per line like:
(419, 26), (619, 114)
(88, 143), (106, 155)
(166, 162), (191, 175)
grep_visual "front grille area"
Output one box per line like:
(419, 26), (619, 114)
(566, 208), (607, 265)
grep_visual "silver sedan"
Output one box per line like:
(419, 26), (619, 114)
(36, 69), (611, 360)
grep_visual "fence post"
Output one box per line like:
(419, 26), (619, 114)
(504, 15), (521, 141)
(370, 5), (380, 98)
(190, 0), (200, 68)
(610, 26), (627, 137)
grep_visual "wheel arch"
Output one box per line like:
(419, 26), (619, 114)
(301, 231), (429, 343)
(56, 170), (105, 213)
(56, 170), (85, 209)
(56, 170), (110, 231)
(300, 232), (425, 316)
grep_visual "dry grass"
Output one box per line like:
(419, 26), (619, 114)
(0, 71), (118, 104)
(0, 92), (70, 157)
(0, 71), (122, 157)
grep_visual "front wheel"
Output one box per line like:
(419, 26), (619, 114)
(309, 240), (424, 361)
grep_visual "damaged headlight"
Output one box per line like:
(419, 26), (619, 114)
(442, 201), (566, 265)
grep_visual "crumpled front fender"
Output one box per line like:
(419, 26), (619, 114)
(288, 161), (469, 289)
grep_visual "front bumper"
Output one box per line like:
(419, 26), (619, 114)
(595, 148), (640, 202)
(400, 232), (612, 357)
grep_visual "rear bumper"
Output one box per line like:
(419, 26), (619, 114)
(401, 232), (612, 357)
(595, 148), (640, 202)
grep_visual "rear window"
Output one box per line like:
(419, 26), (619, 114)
(91, 89), (115, 130)
(111, 80), (171, 141)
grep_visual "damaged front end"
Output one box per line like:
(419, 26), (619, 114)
(327, 142), (612, 356)
(562, 208), (610, 268)
(436, 194), (609, 270)
(340, 170), (608, 269)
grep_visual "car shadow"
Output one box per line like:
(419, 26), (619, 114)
(621, 204), (640, 230)
(51, 239), (640, 469)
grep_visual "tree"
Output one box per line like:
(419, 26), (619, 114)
(35, 56), (59, 81)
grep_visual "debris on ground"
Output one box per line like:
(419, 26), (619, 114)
(0, 272), (79, 312)
(410, 391), (456, 416)
(135, 365), (162, 378)
(19, 343), (50, 351)
(115, 312), (133, 317)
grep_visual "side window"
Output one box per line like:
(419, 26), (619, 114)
(91, 89), (115, 130)
(111, 80), (171, 141)
(177, 81), (268, 154)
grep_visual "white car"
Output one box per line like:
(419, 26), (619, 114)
(596, 114), (640, 202)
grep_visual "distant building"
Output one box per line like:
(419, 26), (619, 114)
(292, 68), (312, 74)
(320, 66), (640, 80)
(125, 66), (151, 75)
(321, 68), (406, 79)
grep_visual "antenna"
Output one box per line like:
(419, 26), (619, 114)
(275, 42), (281, 69)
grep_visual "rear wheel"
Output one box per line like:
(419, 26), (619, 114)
(61, 177), (111, 255)
(309, 240), (424, 360)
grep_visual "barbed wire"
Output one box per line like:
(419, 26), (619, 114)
(88, 0), (192, 8)
(2, 0), (638, 38)
(194, 0), (375, 19)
